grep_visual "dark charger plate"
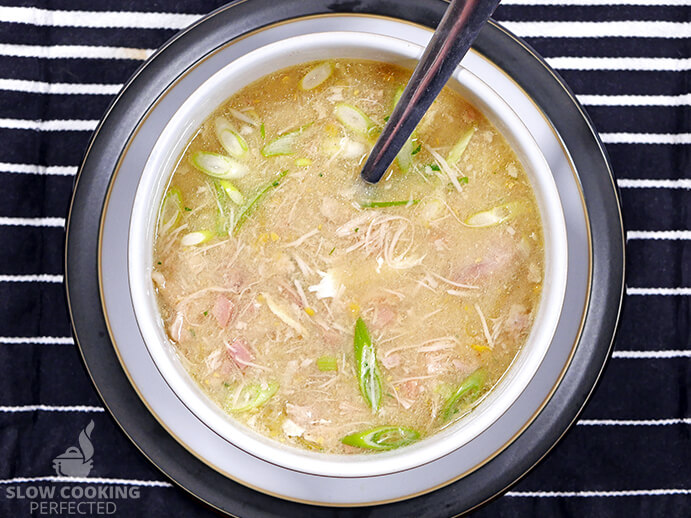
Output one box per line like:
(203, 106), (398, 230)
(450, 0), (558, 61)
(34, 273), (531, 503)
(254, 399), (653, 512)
(65, 0), (624, 515)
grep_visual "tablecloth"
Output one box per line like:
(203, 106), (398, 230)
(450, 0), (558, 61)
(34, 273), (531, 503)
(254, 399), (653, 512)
(0, 1), (688, 516)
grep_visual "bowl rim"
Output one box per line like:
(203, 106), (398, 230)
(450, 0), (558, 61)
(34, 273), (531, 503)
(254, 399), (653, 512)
(127, 30), (568, 478)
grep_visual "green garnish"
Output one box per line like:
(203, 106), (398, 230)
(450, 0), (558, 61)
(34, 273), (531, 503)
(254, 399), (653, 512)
(218, 179), (244, 205)
(354, 317), (382, 412)
(465, 201), (523, 227)
(262, 128), (302, 157)
(334, 103), (377, 138)
(215, 117), (249, 159)
(317, 355), (338, 371)
(157, 261), (162, 265)
(233, 170), (288, 234)
(224, 381), (279, 412)
(411, 143), (422, 155)
(329, 247), (335, 255)
(459, 176), (469, 185)
(299, 61), (334, 90)
(341, 425), (419, 451)
(260, 122), (265, 139)
(190, 151), (247, 179)
(359, 200), (419, 208)
(442, 369), (486, 421)
(383, 115), (390, 122)
(180, 230), (213, 246)
(429, 164), (441, 171)
(158, 187), (183, 235)
(203, 311), (208, 316)
(184, 206), (192, 211)
(447, 126), (476, 165)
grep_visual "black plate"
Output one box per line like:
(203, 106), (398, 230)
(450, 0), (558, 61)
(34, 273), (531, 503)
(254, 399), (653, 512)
(65, 0), (624, 515)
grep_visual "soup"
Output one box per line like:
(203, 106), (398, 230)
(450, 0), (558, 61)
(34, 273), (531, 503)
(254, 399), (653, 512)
(152, 60), (544, 454)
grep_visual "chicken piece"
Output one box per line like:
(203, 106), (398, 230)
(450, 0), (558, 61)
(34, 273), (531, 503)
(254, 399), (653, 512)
(213, 295), (235, 328)
(225, 338), (254, 371)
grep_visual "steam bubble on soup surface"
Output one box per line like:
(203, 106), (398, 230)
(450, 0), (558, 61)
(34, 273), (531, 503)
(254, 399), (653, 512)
(152, 60), (544, 453)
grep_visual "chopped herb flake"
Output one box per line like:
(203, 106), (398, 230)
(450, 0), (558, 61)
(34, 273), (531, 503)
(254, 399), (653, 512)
(429, 164), (441, 171)
(411, 143), (422, 155)
(184, 207), (192, 211)
(260, 122), (265, 139)
(459, 176), (469, 184)
(329, 247), (336, 255)
(203, 311), (208, 316)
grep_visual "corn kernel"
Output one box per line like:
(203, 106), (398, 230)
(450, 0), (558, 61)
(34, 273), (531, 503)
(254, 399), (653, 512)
(304, 307), (315, 316)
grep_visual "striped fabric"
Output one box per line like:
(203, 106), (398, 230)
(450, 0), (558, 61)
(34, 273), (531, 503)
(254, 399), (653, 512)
(0, 1), (688, 516)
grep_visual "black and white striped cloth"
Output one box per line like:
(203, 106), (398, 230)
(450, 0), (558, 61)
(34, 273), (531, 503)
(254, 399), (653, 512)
(0, 1), (688, 516)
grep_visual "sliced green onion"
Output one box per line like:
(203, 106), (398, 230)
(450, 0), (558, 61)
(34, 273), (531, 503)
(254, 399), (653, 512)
(219, 179), (244, 205)
(392, 85), (405, 110)
(354, 317), (382, 412)
(316, 355), (338, 372)
(224, 381), (279, 412)
(442, 369), (486, 421)
(190, 151), (247, 179)
(260, 123), (266, 140)
(359, 199), (419, 208)
(447, 126), (476, 165)
(300, 62), (334, 90)
(234, 170), (288, 234)
(334, 103), (377, 137)
(396, 136), (415, 172)
(295, 158), (312, 167)
(341, 425), (419, 451)
(158, 187), (183, 235)
(180, 230), (213, 246)
(428, 163), (441, 172)
(465, 201), (522, 227)
(262, 129), (302, 157)
(215, 117), (248, 158)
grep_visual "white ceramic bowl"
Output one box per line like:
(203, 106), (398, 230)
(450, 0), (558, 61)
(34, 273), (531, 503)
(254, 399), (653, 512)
(129, 31), (568, 479)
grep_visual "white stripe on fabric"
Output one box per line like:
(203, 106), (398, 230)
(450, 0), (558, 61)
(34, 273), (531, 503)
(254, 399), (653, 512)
(600, 132), (691, 144)
(0, 274), (63, 283)
(0, 6), (200, 30)
(546, 56), (691, 71)
(503, 21), (691, 39)
(578, 94), (691, 107)
(627, 230), (691, 240)
(0, 162), (77, 176)
(613, 350), (691, 359)
(617, 178), (691, 189)
(0, 476), (172, 488)
(626, 287), (691, 296)
(578, 418), (691, 426)
(0, 78), (121, 95)
(0, 43), (153, 60)
(506, 489), (691, 498)
(0, 217), (65, 227)
(0, 405), (104, 413)
(503, 0), (691, 5)
(0, 118), (98, 131)
(0, 336), (74, 345)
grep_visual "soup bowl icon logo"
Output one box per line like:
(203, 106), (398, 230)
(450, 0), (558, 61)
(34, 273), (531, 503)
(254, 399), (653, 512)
(52, 420), (95, 477)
